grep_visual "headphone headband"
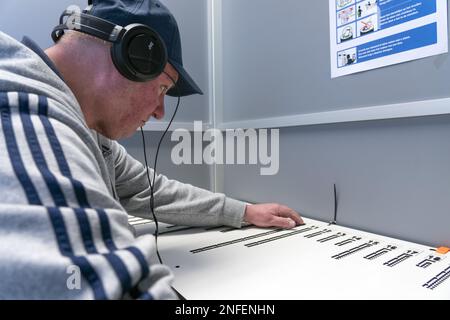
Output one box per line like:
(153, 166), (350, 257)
(52, 10), (124, 43)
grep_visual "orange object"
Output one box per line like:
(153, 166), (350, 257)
(436, 247), (450, 254)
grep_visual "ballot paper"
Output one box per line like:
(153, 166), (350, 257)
(129, 216), (450, 299)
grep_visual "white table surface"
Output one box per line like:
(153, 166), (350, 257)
(129, 216), (450, 300)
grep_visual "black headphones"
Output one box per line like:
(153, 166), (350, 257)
(51, 4), (168, 82)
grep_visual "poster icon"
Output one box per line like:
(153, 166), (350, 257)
(338, 47), (357, 67)
(357, 15), (379, 37)
(338, 23), (356, 43)
(336, 0), (355, 10)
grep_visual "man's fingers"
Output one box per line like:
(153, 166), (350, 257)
(271, 216), (296, 229)
(277, 205), (304, 225)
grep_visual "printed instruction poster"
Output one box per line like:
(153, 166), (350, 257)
(330, 0), (448, 78)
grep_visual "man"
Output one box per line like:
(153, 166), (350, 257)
(0, 0), (302, 299)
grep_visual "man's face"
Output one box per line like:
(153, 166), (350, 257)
(101, 63), (179, 139)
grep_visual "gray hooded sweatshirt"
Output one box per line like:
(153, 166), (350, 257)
(0, 31), (246, 299)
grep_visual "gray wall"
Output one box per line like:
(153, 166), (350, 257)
(0, 0), (86, 48)
(221, 0), (450, 122)
(220, 0), (450, 247)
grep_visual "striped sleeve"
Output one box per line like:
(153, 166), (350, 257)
(0, 91), (177, 299)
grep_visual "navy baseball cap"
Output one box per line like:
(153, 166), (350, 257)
(88, 0), (203, 97)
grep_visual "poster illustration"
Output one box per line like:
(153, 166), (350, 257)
(330, 0), (448, 78)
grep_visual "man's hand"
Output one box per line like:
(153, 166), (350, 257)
(243, 203), (304, 229)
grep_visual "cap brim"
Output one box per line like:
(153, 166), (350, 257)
(167, 60), (203, 97)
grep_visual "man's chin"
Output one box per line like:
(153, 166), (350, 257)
(107, 128), (134, 141)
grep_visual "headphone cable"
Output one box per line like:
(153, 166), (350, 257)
(140, 72), (181, 265)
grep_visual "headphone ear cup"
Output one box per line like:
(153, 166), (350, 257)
(111, 24), (167, 82)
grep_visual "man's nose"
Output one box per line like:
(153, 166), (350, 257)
(153, 99), (165, 120)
